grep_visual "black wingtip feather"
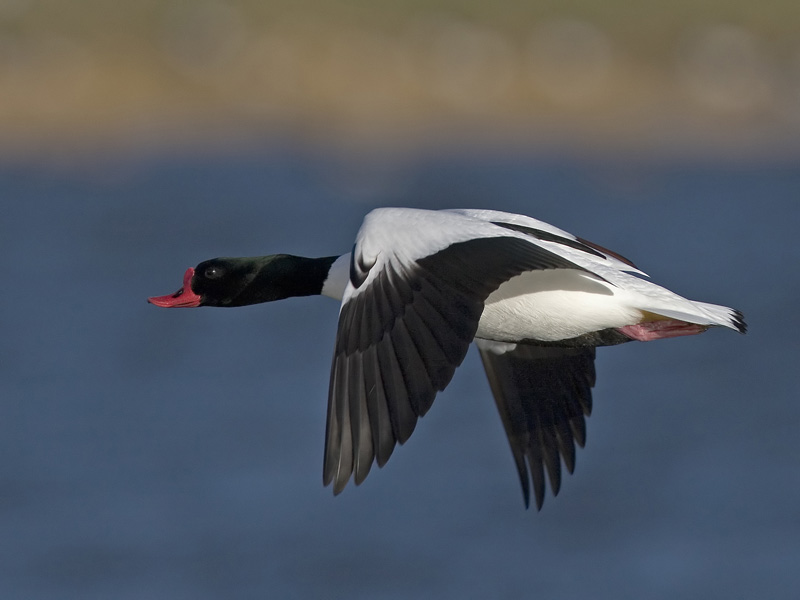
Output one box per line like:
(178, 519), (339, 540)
(478, 343), (597, 512)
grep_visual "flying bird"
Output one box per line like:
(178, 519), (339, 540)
(149, 208), (746, 509)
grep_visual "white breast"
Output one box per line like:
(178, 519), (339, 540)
(321, 254), (350, 301)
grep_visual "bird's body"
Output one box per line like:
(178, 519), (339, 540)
(481, 269), (642, 342)
(149, 207), (745, 509)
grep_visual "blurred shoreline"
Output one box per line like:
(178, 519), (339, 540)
(2, 2), (800, 162)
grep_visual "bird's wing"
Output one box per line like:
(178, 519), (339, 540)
(476, 339), (596, 510)
(323, 208), (583, 493)
(444, 208), (644, 274)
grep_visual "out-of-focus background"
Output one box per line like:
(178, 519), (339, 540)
(3, 2), (799, 599)
(4, 0), (800, 157)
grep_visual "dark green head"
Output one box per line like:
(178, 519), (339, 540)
(149, 255), (338, 308)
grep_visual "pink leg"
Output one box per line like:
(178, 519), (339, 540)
(617, 320), (708, 342)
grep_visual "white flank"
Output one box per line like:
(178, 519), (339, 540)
(478, 269), (642, 342)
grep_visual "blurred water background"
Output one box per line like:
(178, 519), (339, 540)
(2, 1), (800, 599)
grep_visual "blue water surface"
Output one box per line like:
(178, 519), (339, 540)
(2, 146), (798, 599)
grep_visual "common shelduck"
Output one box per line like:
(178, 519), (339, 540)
(149, 208), (746, 509)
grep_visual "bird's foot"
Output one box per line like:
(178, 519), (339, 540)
(617, 320), (708, 341)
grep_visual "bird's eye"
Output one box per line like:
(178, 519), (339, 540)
(204, 266), (224, 280)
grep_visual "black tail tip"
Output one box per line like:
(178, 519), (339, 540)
(732, 310), (747, 334)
